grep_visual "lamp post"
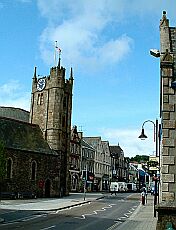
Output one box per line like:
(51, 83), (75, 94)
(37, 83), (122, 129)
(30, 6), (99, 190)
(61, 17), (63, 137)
(138, 119), (158, 217)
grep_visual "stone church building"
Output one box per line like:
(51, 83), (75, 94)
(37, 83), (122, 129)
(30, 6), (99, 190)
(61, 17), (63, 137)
(0, 60), (73, 198)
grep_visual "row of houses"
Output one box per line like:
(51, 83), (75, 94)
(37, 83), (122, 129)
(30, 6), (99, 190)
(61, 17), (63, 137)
(69, 125), (130, 192)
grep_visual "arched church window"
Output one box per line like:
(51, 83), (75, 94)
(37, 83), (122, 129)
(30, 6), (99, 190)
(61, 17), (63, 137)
(63, 96), (67, 108)
(37, 94), (40, 105)
(31, 161), (37, 180)
(37, 93), (44, 105)
(62, 115), (65, 127)
(40, 93), (44, 105)
(7, 158), (12, 179)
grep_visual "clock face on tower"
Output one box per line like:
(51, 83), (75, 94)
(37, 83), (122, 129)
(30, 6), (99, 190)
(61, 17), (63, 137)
(37, 78), (46, 91)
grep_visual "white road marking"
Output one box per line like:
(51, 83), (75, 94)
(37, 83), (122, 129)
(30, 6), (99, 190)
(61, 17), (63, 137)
(95, 208), (106, 212)
(114, 220), (122, 223)
(127, 210), (132, 213)
(73, 204), (115, 219)
(40, 225), (56, 230)
(74, 214), (86, 219)
(106, 221), (122, 230)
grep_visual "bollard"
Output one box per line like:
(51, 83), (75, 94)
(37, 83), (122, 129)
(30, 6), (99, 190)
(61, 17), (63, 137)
(141, 191), (145, 205)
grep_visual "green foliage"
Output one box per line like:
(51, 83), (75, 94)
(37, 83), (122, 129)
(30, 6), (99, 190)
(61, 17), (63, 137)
(0, 140), (6, 182)
(130, 155), (149, 163)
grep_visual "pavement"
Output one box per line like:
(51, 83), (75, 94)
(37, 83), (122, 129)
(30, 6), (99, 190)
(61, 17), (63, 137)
(0, 192), (157, 229)
(117, 193), (157, 230)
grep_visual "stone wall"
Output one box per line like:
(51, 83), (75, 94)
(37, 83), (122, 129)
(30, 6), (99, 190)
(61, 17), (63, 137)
(156, 11), (176, 230)
(3, 148), (61, 198)
(160, 12), (176, 202)
(156, 202), (176, 230)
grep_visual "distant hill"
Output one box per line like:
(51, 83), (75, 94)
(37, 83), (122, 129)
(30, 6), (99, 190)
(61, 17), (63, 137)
(130, 155), (149, 163)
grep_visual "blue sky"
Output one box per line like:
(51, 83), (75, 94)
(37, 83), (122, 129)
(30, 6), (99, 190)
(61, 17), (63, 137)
(0, 0), (175, 157)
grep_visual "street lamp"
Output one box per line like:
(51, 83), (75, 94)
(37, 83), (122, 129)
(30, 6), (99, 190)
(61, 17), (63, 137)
(138, 119), (158, 217)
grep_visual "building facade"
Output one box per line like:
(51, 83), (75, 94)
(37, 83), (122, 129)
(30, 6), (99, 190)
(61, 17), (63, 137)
(83, 137), (110, 191)
(101, 141), (111, 191)
(69, 126), (81, 192)
(109, 144), (126, 182)
(81, 138), (95, 192)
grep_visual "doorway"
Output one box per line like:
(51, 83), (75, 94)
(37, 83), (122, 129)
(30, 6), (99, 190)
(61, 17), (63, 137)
(45, 179), (51, 197)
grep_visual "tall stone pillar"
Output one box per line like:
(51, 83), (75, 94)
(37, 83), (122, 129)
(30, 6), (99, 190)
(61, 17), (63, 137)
(160, 50), (175, 201)
(156, 11), (176, 230)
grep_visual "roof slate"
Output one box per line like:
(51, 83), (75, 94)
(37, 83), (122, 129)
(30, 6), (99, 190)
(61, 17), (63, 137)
(81, 139), (95, 150)
(0, 117), (57, 155)
(109, 145), (124, 157)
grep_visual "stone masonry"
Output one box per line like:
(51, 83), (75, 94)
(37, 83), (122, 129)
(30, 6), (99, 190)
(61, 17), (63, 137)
(160, 11), (176, 202)
(29, 62), (73, 196)
(155, 11), (176, 230)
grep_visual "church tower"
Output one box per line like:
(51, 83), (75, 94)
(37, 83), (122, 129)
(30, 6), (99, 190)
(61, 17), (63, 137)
(29, 58), (73, 196)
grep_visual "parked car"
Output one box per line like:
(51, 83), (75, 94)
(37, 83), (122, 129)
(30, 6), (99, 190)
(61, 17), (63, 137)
(19, 191), (37, 199)
(0, 192), (17, 199)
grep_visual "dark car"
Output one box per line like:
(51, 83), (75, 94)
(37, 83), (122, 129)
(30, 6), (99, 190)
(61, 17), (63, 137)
(19, 191), (37, 199)
(0, 192), (17, 199)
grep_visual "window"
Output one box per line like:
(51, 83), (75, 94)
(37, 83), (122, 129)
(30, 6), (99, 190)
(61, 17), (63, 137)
(7, 158), (12, 179)
(37, 93), (44, 105)
(63, 96), (67, 108)
(37, 94), (40, 105)
(40, 93), (44, 105)
(31, 161), (37, 180)
(62, 115), (65, 127)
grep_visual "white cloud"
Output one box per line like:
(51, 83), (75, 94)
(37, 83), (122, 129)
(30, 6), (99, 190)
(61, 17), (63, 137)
(0, 81), (30, 111)
(37, 0), (134, 71)
(0, 80), (21, 96)
(101, 127), (156, 157)
(99, 35), (133, 64)
(37, 0), (175, 70)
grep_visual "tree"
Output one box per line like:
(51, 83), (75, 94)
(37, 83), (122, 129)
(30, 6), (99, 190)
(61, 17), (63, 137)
(0, 140), (6, 199)
(130, 155), (149, 163)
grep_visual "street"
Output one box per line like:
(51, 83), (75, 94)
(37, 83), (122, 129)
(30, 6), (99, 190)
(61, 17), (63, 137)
(0, 193), (140, 230)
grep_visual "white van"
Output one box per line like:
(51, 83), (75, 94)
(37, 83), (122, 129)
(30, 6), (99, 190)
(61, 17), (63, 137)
(110, 182), (128, 193)
(127, 183), (137, 192)
(110, 182), (119, 194)
(118, 182), (128, 192)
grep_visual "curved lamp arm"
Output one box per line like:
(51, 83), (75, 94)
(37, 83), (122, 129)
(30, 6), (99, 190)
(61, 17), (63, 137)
(141, 120), (156, 142)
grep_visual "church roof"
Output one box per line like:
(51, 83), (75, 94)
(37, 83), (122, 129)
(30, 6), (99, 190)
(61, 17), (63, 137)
(0, 106), (29, 122)
(0, 117), (57, 155)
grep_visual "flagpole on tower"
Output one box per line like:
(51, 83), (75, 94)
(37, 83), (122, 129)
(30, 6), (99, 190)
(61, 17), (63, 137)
(54, 40), (58, 67)
(58, 48), (61, 69)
